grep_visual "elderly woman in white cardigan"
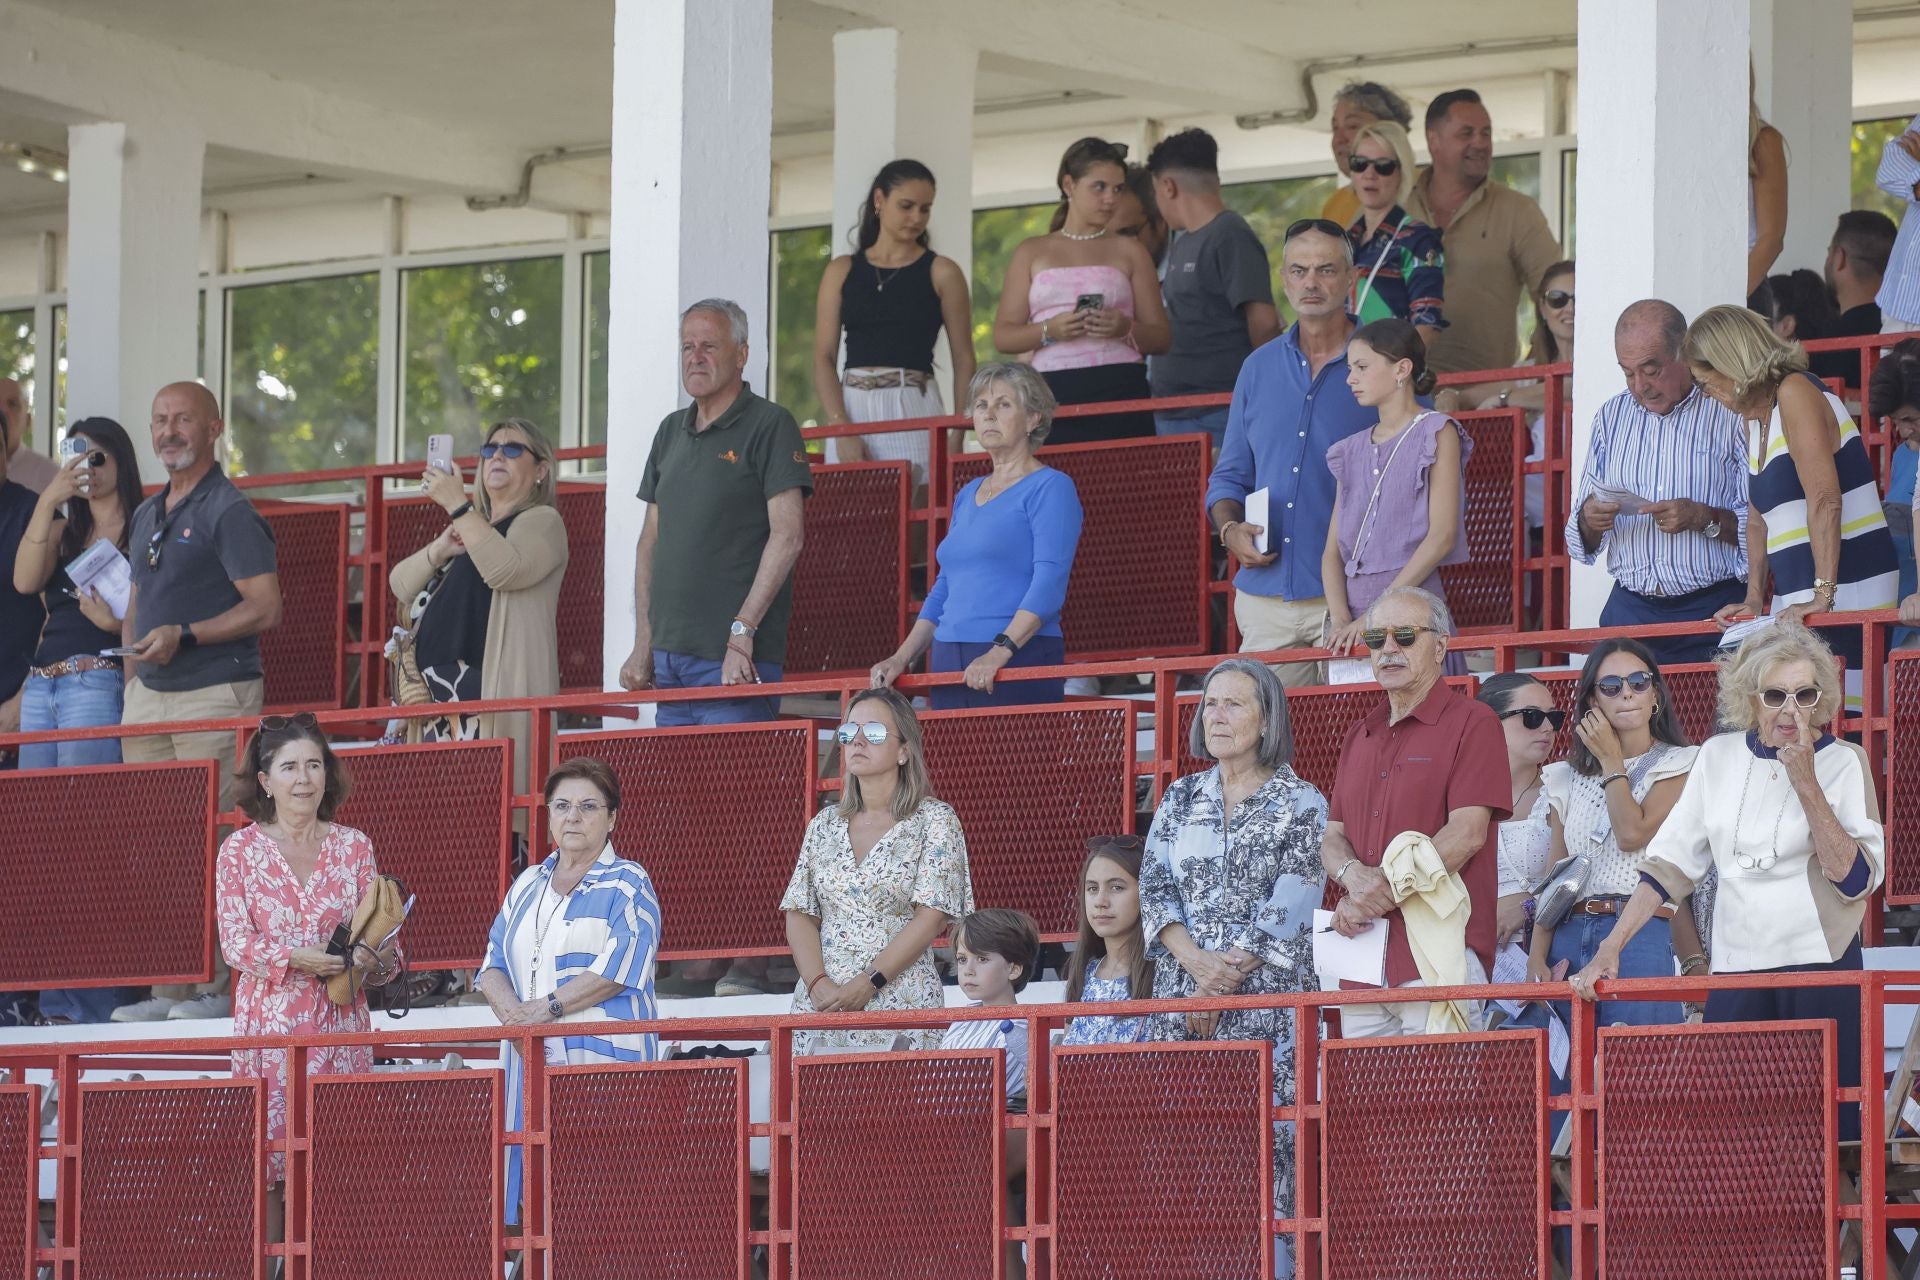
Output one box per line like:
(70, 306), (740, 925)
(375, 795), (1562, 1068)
(1570, 622), (1883, 1139)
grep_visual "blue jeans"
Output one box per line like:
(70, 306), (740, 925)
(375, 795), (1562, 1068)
(1154, 406), (1230, 447)
(1598, 580), (1746, 666)
(653, 650), (783, 726)
(930, 635), (1067, 709)
(19, 667), (124, 770)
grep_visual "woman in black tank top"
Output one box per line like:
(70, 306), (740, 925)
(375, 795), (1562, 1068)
(812, 159), (976, 489)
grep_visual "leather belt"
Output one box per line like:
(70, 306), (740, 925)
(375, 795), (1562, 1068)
(844, 368), (934, 392)
(1577, 896), (1676, 920)
(28, 654), (122, 679)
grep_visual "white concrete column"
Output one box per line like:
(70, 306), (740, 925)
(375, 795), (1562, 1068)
(602, 0), (773, 694)
(1751, 0), (1853, 279)
(64, 120), (205, 480)
(1569, 0), (1750, 627)
(831, 26), (977, 406)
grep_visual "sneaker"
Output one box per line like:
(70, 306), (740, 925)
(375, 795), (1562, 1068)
(110, 997), (180, 1023)
(166, 993), (232, 1020)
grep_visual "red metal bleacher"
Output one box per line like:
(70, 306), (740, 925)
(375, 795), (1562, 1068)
(787, 461), (911, 674)
(258, 501), (349, 713)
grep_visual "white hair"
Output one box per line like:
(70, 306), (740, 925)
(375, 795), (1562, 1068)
(681, 297), (750, 345)
(1363, 585), (1454, 635)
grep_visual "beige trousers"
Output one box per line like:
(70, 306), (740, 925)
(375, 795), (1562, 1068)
(1233, 591), (1329, 688)
(121, 677), (263, 813)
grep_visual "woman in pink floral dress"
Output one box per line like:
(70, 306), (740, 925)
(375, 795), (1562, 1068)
(217, 714), (397, 1184)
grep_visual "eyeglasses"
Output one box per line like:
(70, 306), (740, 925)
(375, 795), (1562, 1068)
(1499, 707), (1567, 731)
(1760, 686), (1821, 709)
(1347, 155), (1400, 176)
(480, 442), (530, 461)
(547, 799), (607, 819)
(1360, 625), (1438, 650)
(1595, 671), (1654, 699)
(836, 721), (892, 746)
(260, 713), (319, 731)
(1285, 217), (1348, 242)
(1734, 849), (1780, 872)
(1543, 289), (1575, 309)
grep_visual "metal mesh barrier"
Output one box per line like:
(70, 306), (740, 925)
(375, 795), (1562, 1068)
(1530, 660), (1723, 760)
(1890, 654), (1920, 900)
(788, 462), (910, 673)
(0, 1087), (36, 1279)
(546, 1061), (748, 1279)
(1053, 1043), (1268, 1279)
(308, 1072), (498, 1279)
(1598, 1022), (1831, 1277)
(0, 761), (214, 989)
(1440, 412), (1523, 632)
(1321, 1033), (1544, 1278)
(76, 1081), (261, 1277)
(794, 1051), (1001, 1278)
(259, 502), (349, 711)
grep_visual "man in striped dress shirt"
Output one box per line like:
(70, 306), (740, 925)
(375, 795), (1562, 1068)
(1567, 301), (1749, 664)
(1878, 118), (1920, 335)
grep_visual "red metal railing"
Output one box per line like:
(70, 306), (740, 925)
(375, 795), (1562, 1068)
(0, 970), (1911, 1276)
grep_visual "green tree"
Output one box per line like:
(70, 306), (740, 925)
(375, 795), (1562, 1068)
(968, 202), (1057, 364)
(402, 256), (563, 456)
(771, 226), (831, 425)
(0, 309), (34, 449)
(1853, 115), (1913, 222)
(225, 272), (379, 478)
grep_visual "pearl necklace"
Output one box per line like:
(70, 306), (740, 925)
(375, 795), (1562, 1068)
(1058, 226), (1105, 241)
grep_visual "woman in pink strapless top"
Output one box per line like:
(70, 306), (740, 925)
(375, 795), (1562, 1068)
(992, 137), (1170, 445)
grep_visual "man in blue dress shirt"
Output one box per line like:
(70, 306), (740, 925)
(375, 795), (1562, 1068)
(1207, 219), (1374, 686)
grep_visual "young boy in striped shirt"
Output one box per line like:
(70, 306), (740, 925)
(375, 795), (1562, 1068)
(941, 908), (1042, 1110)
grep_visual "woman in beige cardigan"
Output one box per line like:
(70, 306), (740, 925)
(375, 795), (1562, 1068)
(394, 417), (568, 784)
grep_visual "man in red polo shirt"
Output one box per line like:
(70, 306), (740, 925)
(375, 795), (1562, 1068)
(1321, 586), (1511, 1036)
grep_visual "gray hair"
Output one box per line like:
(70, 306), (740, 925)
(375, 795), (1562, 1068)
(1715, 621), (1843, 732)
(1334, 80), (1414, 130)
(681, 297), (750, 345)
(968, 362), (1059, 444)
(1363, 585), (1454, 635)
(1188, 658), (1295, 770)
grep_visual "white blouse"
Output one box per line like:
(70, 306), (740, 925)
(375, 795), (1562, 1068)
(1496, 786), (1553, 897)
(1543, 745), (1698, 898)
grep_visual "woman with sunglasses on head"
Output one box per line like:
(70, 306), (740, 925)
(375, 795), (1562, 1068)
(1572, 624), (1882, 1137)
(782, 687), (974, 1053)
(392, 418), (567, 781)
(1529, 641), (1702, 1030)
(1343, 121), (1446, 346)
(1476, 674), (1563, 951)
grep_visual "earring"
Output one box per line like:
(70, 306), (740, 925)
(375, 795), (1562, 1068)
(1396, 377), (1406, 388)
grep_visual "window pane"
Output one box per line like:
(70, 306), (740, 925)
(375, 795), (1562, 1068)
(1561, 150), (1578, 256)
(1223, 174), (1341, 325)
(0, 309), (33, 450)
(1853, 116), (1913, 223)
(971, 202), (1057, 364)
(402, 256), (562, 457)
(771, 226), (831, 425)
(53, 305), (66, 433)
(585, 250), (609, 448)
(225, 273), (379, 477)
(1490, 154), (1542, 202)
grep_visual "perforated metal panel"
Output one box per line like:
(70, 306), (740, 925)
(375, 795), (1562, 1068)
(557, 724), (816, 955)
(0, 1087), (36, 1280)
(332, 740), (512, 968)
(0, 761), (214, 989)
(788, 462), (909, 673)
(1053, 1043), (1269, 1280)
(1528, 660), (1724, 762)
(308, 1072), (498, 1280)
(1889, 654), (1920, 901)
(76, 1080), (261, 1278)
(1321, 1033), (1545, 1278)
(794, 1051), (1001, 1279)
(1598, 1022), (1832, 1277)
(546, 1062), (747, 1279)
(259, 502), (349, 711)
(1439, 412), (1523, 632)
(921, 703), (1136, 934)
(950, 436), (1210, 659)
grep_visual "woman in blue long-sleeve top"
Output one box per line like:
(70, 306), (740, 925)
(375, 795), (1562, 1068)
(871, 362), (1085, 707)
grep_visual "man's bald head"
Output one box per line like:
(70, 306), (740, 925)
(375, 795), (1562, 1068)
(150, 380), (224, 476)
(1614, 300), (1687, 360)
(1614, 300), (1695, 415)
(153, 381), (221, 422)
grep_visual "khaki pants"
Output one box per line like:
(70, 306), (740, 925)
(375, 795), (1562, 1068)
(121, 677), (263, 813)
(1337, 952), (1489, 1039)
(1233, 591), (1329, 688)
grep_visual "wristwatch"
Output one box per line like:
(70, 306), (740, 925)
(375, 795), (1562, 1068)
(178, 623), (198, 649)
(991, 632), (1020, 654)
(546, 991), (564, 1019)
(867, 968), (887, 991)
(1701, 516), (1722, 541)
(729, 618), (757, 638)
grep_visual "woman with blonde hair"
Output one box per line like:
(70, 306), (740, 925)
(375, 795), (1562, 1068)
(1342, 120), (1446, 343)
(1687, 304), (1898, 706)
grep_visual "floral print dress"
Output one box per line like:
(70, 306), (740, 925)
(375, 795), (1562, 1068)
(780, 799), (974, 1053)
(217, 823), (384, 1182)
(1062, 971), (1147, 1045)
(1139, 765), (1329, 1228)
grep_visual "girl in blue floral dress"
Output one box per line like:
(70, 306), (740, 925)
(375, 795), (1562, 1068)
(1062, 835), (1152, 1045)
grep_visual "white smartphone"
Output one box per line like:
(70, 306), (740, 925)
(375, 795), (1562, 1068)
(426, 433), (455, 475)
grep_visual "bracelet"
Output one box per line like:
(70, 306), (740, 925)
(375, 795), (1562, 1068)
(1218, 520), (1240, 543)
(1333, 858), (1356, 886)
(1679, 953), (1709, 975)
(1522, 896), (1536, 924)
(806, 972), (832, 996)
(1599, 772), (1628, 789)
(448, 500), (474, 521)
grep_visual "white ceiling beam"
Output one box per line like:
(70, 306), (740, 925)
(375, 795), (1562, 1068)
(823, 0), (1295, 116)
(0, 1), (603, 210)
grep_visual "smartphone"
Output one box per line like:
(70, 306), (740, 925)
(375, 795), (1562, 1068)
(59, 436), (88, 467)
(99, 646), (144, 657)
(426, 433), (455, 474)
(1074, 292), (1104, 312)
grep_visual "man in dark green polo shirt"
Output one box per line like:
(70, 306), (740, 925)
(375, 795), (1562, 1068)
(618, 298), (811, 725)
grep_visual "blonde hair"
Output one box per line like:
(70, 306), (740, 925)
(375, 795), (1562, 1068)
(1682, 304), (1807, 405)
(1351, 120), (1417, 206)
(474, 417), (558, 520)
(834, 687), (934, 822)
(1714, 621), (1842, 732)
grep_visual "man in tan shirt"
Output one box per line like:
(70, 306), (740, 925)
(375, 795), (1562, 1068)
(1405, 89), (1562, 379)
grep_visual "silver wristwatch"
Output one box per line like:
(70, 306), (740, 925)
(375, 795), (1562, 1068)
(1701, 517), (1722, 541)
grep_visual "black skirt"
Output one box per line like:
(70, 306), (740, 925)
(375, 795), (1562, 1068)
(1041, 363), (1156, 446)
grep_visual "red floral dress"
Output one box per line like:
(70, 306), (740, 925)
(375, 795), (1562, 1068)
(216, 822), (381, 1181)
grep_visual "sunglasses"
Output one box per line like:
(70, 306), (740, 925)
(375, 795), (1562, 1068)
(1360, 625), (1438, 650)
(1285, 217), (1348, 242)
(1543, 289), (1575, 309)
(836, 721), (893, 746)
(1347, 155), (1401, 176)
(260, 712), (319, 731)
(480, 442), (531, 461)
(146, 525), (167, 570)
(1760, 686), (1821, 709)
(1594, 671), (1654, 699)
(1500, 707), (1567, 731)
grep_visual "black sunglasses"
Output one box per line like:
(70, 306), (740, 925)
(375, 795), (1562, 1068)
(1500, 707), (1567, 731)
(1285, 217), (1348, 242)
(1361, 625), (1439, 650)
(1594, 671), (1655, 699)
(480, 442), (531, 460)
(259, 712), (319, 731)
(1347, 155), (1401, 176)
(1543, 289), (1575, 309)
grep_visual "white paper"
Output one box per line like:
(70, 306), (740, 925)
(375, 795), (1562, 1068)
(1243, 487), (1271, 554)
(1718, 612), (1777, 650)
(1491, 943), (1533, 1018)
(1312, 909), (1387, 988)
(1590, 481), (1651, 516)
(1327, 657), (1375, 686)
(1546, 1004), (1571, 1078)
(64, 539), (131, 620)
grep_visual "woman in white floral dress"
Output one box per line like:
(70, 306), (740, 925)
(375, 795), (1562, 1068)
(783, 687), (975, 1052)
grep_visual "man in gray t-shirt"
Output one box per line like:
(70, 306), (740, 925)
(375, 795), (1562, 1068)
(1147, 128), (1281, 445)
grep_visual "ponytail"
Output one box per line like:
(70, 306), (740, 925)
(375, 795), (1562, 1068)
(852, 159), (936, 252)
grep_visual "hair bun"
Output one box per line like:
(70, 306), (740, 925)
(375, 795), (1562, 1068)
(1413, 369), (1439, 397)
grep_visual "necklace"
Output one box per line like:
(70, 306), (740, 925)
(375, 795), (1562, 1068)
(1058, 226), (1105, 242)
(1731, 755), (1792, 870)
(870, 257), (905, 292)
(528, 871), (581, 988)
